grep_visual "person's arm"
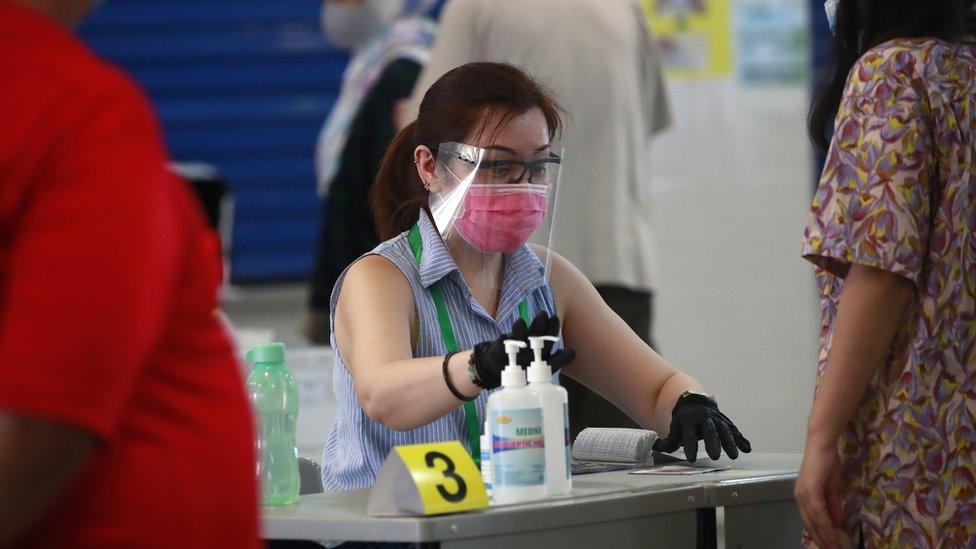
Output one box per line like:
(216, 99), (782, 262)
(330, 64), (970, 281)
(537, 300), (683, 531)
(334, 255), (482, 430)
(549, 252), (704, 436)
(0, 73), (184, 542)
(805, 265), (913, 448)
(0, 415), (95, 546)
(795, 265), (913, 547)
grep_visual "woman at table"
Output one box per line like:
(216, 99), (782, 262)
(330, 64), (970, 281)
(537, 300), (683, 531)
(794, 0), (976, 547)
(321, 62), (751, 491)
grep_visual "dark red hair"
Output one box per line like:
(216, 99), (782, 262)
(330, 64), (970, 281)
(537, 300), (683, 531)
(370, 62), (564, 240)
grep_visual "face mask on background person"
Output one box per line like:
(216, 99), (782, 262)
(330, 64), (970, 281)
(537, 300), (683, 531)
(454, 184), (548, 254)
(824, 0), (839, 34)
(320, 0), (404, 51)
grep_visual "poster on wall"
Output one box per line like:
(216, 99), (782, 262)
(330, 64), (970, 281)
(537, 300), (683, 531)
(640, 0), (734, 79)
(734, 0), (809, 84)
(642, 0), (809, 84)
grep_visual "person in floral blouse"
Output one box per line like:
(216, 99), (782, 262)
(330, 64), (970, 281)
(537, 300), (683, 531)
(796, 0), (976, 547)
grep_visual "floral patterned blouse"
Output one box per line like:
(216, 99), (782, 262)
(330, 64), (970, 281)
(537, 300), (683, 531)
(802, 38), (976, 547)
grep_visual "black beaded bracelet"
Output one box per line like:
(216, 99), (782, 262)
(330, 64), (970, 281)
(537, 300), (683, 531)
(442, 351), (476, 402)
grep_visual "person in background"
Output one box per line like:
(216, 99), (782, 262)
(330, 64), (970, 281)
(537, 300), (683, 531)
(0, 1), (259, 546)
(304, 0), (439, 344)
(322, 62), (750, 491)
(795, 0), (975, 547)
(399, 0), (671, 439)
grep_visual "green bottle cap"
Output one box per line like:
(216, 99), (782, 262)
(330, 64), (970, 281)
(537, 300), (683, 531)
(245, 342), (285, 364)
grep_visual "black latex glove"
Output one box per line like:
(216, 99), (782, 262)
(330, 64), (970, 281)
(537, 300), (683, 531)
(652, 392), (752, 462)
(470, 312), (576, 389)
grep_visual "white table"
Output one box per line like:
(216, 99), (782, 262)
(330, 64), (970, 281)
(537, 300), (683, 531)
(263, 453), (803, 548)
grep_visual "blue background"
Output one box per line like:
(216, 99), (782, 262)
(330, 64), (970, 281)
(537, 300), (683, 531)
(81, 0), (345, 281)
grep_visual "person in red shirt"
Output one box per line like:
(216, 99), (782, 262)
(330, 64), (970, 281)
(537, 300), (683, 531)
(0, 1), (259, 547)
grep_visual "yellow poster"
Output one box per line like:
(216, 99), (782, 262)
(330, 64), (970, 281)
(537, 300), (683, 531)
(641, 0), (733, 79)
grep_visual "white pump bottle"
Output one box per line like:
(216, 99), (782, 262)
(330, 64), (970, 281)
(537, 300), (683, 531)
(486, 339), (547, 505)
(527, 335), (572, 496)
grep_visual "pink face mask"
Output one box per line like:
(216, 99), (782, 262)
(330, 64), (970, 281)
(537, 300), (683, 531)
(454, 184), (548, 253)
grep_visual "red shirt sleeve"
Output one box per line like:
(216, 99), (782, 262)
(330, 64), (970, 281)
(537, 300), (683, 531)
(0, 72), (185, 440)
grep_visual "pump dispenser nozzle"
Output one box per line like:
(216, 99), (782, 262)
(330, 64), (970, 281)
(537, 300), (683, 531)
(527, 335), (559, 383)
(501, 339), (527, 387)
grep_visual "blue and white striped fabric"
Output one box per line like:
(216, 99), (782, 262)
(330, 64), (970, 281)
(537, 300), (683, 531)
(321, 212), (560, 491)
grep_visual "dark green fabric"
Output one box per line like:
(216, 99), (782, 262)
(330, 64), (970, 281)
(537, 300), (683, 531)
(310, 58), (422, 309)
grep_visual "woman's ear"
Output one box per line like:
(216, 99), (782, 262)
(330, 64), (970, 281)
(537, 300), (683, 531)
(414, 145), (440, 192)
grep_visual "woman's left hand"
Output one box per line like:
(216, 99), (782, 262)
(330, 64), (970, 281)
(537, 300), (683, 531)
(651, 392), (751, 462)
(795, 442), (845, 549)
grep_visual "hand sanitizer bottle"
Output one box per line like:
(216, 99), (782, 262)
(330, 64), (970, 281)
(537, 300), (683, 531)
(486, 339), (546, 505)
(480, 419), (492, 497)
(527, 335), (572, 496)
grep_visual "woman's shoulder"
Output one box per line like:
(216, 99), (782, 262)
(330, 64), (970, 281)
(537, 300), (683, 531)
(368, 230), (416, 267)
(348, 233), (417, 286)
(337, 253), (415, 313)
(851, 38), (973, 90)
(331, 233), (417, 310)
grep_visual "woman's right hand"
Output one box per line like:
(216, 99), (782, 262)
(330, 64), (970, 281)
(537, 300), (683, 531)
(795, 441), (846, 549)
(471, 312), (575, 389)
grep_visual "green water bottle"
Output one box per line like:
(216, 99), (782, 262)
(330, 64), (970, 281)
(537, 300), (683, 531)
(246, 342), (300, 506)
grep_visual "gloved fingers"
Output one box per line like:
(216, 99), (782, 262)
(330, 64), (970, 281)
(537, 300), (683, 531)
(716, 420), (739, 459)
(541, 314), (561, 355)
(717, 410), (752, 453)
(681, 423), (699, 463)
(472, 344), (502, 389)
(510, 318), (529, 341)
(702, 418), (721, 461)
(734, 430), (752, 454)
(547, 348), (576, 371)
(545, 314), (561, 337)
(487, 338), (508, 364)
(528, 312), (549, 336)
(652, 426), (681, 453)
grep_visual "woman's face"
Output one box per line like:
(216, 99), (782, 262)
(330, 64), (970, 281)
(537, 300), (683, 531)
(468, 108), (556, 187)
(415, 107), (553, 192)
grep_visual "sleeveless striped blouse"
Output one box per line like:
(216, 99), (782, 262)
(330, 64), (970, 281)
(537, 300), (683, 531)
(321, 212), (560, 491)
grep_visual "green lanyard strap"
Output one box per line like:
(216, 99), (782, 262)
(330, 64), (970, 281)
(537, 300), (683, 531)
(408, 223), (530, 466)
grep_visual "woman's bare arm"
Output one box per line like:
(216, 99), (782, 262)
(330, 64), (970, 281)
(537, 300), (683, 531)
(549, 252), (705, 435)
(334, 255), (479, 431)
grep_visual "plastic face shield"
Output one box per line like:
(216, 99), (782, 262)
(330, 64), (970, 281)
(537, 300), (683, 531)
(428, 142), (563, 291)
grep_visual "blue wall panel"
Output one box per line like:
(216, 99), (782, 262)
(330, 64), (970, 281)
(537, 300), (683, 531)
(80, 0), (345, 281)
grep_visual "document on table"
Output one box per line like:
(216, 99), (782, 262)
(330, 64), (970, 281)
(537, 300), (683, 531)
(628, 464), (730, 475)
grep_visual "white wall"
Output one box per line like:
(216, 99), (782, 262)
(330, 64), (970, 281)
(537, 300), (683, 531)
(649, 80), (819, 453)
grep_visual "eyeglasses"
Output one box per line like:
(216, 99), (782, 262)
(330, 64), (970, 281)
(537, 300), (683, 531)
(465, 153), (562, 185)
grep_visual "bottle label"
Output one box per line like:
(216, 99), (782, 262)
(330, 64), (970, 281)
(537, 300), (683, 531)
(564, 402), (572, 479)
(491, 408), (545, 486)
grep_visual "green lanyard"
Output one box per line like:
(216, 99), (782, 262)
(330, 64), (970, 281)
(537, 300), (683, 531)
(407, 223), (530, 465)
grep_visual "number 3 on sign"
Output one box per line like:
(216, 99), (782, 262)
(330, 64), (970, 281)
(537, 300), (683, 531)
(396, 441), (488, 515)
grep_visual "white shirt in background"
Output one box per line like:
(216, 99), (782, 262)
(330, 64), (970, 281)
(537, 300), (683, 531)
(403, 0), (671, 291)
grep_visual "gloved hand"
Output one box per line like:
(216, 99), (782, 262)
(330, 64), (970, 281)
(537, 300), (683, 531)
(652, 392), (752, 462)
(470, 312), (575, 389)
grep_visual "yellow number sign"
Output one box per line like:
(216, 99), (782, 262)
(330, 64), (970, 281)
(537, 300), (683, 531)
(394, 441), (489, 515)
